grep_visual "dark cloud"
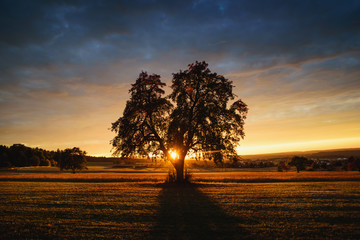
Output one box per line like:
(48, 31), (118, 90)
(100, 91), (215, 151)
(1, 0), (358, 72)
(1, 0), (359, 89)
(1, 0), (360, 154)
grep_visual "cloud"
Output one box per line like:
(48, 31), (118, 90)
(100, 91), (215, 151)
(0, 0), (359, 154)
(1, 0), (359, 77)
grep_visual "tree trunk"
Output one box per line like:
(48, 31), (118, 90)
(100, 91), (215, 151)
(175, 157), (185, 182)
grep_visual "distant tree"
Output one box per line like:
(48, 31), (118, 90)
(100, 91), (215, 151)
(230, 155), (240, 168)
(29, 155), (40, 166)
(309, 160), (320, 170)
(53, 149), (62, 166)
(9, 144), (30, 167)
(0, 145), (11, 168)
(277, 161), (289, 172)
(33, 148), (50, 166)
(58, 147), (87, 173)
(288, 156), (309, 173)
(111, 61), (248, 182)
(347, 156), (360, 171)
(0, 144), (86, 169)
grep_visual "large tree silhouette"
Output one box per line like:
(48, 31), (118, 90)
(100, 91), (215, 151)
(111, 61), (248, 182)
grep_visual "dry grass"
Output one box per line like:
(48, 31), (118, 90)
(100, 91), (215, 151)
(1, 170), (359, 183)
(0, 182), (161, 239)
(201, 181), (360, 239)
(1, 171), (360, 239)
(193, 171), (360, 183)
(0, 172), (166, 182)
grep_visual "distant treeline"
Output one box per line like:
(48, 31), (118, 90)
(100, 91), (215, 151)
(276, 156), (360, 172)
(190, 156), (360, 171)
(0, 144), (55, 167)
(241, 148), (360, 161)
(0, 144), (87, 172)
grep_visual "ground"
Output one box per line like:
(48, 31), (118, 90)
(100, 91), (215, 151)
(0, 167), (360, 239)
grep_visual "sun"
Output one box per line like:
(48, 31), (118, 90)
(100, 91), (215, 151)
(169, 150), (178, 160)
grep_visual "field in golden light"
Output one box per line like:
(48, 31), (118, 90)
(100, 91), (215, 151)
(1, 171), (360, 239)
(1, 169), (360, 183)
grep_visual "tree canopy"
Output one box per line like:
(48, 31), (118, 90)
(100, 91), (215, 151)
(111, 61), (248, 182)
(0, 144), (53, 168)
(288, 156), (309, 173)
(0, 144), (88, 173)
(56, 147), (87, 173)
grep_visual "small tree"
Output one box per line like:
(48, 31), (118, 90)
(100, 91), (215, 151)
(111, 61), (248, 182)
(288, 156), (309, 173)
(58, 147), (87, 173)
(347, 156), (360, 171)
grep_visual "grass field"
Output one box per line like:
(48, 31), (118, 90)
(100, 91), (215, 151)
(1, 171), (360, 239)
(1, 169), (360, 182)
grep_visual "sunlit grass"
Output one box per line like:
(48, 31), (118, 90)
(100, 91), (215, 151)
(201, 182), (360, 239)
(1, 172), (360, 239)
(193, 171), (360, 183)
(1, 170), (359, 182)
(0, 182), (161, 239)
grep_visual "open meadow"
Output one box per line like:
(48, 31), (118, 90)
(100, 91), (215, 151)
(1, 169), (360, 239)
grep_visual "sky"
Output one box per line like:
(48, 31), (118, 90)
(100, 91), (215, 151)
(0, 0), (359, 156)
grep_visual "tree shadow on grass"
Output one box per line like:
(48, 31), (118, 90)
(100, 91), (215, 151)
(149, 183), (250, 240)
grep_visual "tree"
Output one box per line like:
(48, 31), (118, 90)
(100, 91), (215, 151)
(347, 156), (360, 171)
(288, 156), (309, 173)
(8, 144), (29, 167)
(111, 61), (248, 182)
(57, 147), (87, 173)
(277, 161), (289, 172)
(0, 145), (11, 168)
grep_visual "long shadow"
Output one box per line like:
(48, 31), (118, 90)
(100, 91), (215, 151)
(149, 184), (250, 240)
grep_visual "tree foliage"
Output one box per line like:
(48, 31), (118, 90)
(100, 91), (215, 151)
(0, 144), (87, 173)
(111, 72), (172, 157)
(347, 156), (360, 171)
(0, 144), (53, 168)
(111, 61), (248, 182)
(288, 156), (309, 173)
(56, 147), (87, 173)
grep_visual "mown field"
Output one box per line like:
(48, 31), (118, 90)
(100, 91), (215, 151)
(1, 171), (360, 239)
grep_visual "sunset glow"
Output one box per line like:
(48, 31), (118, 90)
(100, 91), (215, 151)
(237, 137), (360, 155)
(0, 1), (359, 156)
(169, 150), (178, 160)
